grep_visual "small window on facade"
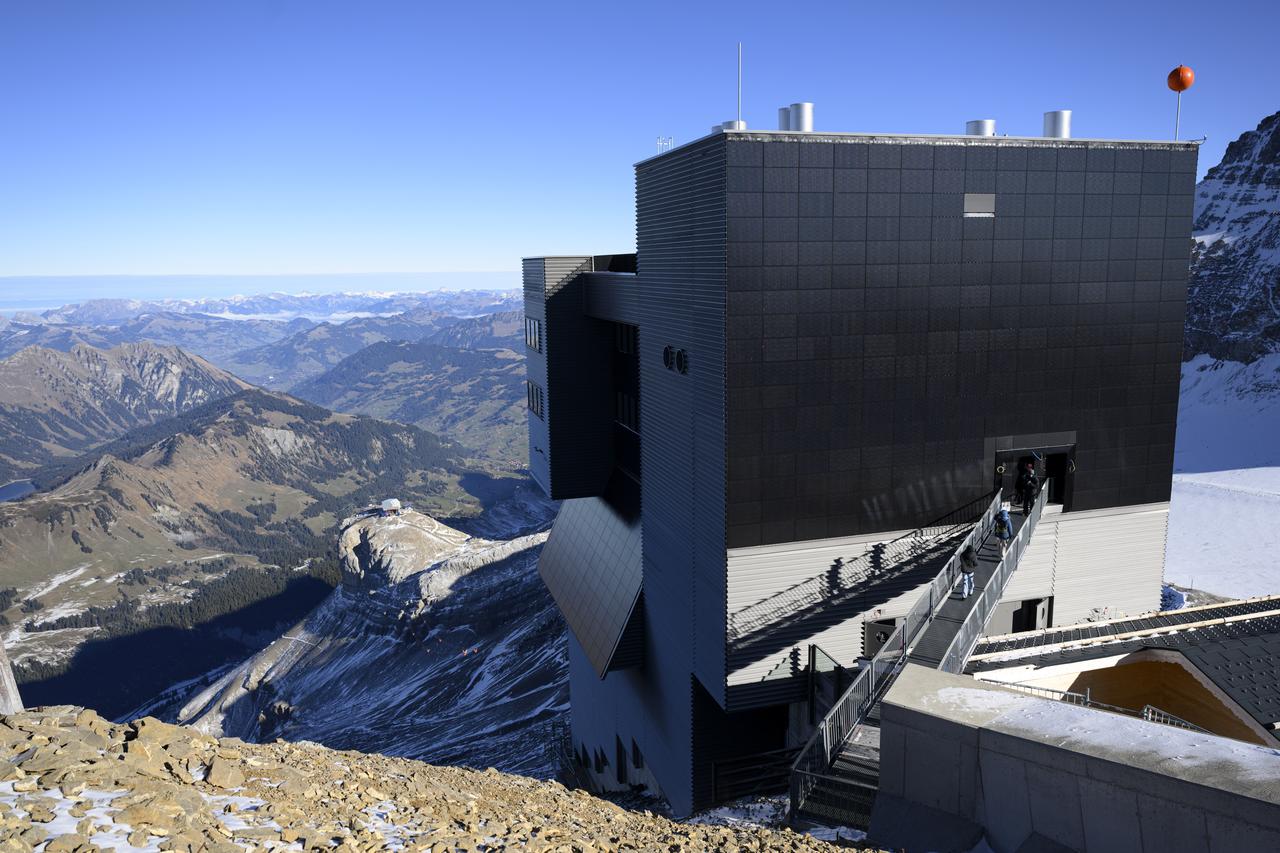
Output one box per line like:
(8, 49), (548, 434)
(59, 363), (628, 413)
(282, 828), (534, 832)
(615, 391), (639, 432)
(526, 381), (545, 419)
(631, 739), (644, 769)
(662, 345), (675, 370)
(963, 192), (996, 218)
(615, 323), (638, 355)
(525, 318), (542, 352)
(675, 349), (689, 374)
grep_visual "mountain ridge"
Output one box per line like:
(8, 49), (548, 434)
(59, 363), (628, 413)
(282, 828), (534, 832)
(1187, 110), (1280, 362)
(0, 342), (251, 483)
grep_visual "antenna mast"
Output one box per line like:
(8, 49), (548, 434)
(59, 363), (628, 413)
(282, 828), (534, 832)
(737, 42), (742, 125)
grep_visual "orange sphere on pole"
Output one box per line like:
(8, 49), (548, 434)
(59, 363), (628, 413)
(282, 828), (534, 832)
(1168, 65), (1195, 92)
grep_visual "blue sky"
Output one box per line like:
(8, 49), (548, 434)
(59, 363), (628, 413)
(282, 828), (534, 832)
(0, 0), (1273, 295)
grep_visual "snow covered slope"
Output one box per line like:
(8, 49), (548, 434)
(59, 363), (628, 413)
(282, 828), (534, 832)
(172, 501), (567, 777)
(1166, 355), (1280, 599)
(1186, 111), (1280, 362)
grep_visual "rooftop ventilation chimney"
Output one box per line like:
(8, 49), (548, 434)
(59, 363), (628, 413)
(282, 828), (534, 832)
(789, 102), (813, 132)
(778, 107), (791, 131)
(966, 119), (996, 136)
(1043, 110), (1072, 139)
(712, 120), (748, 133)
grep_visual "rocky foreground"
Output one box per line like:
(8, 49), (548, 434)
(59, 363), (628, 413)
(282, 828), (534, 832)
(0, 707), (857, 852)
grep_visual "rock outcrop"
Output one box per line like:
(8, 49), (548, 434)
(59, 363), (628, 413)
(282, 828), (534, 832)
(1187, 111), (1280, 362)
(176, 504), (566, 776)
(0, 644), (20, 715)
(0, 706), (849, 852)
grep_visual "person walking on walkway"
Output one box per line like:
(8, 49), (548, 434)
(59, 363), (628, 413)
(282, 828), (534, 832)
(958, 545), (978, 600)
(994, 507), (1014, 556)
(1016, 461), (1039, 516)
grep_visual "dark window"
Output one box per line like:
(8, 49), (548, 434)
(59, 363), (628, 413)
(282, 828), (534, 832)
(615, 323), (638, 355)
(615, 736), (627, 784)
(631, 739), (644, 769)
(675, 349), (690, 374)
(663, 345), (675, 370)
(526, 380), (544, 419)
(615, 391), (639, 432)
(525, 317), (542, 352)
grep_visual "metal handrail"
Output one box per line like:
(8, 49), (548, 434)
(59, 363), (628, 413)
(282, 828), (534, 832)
(996, 680), (1209, 734)
(937, 480), (1052, 674)
(730, 491), (996, 642)
(788, 490), (1004, 821)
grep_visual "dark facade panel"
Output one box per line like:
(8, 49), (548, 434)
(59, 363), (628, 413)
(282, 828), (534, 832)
(538, 496), (642, 676)
(724, 136), (1196, 547)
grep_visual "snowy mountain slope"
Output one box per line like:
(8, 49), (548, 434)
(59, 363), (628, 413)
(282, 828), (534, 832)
(1166, 355), (1280, 600)
(174, 500), (566, 776)
(1186, 111), (1280, 362)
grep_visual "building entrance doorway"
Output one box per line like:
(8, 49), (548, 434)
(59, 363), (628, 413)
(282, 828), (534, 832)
(995, 444), (1074, 511)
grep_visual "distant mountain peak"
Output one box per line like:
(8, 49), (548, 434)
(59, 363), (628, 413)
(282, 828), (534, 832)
(1186, 111), (1280, 363)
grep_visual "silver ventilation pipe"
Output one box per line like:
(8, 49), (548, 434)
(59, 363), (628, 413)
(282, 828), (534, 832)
(1043, 110), (1072, 139)
(966, 119), (996, 136)
(778, 107), (791, 131)
(789, 102), (814, 132)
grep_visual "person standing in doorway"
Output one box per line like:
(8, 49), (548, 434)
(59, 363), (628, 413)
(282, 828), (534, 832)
(1016, 461), (1039, 516)
(958, 545), (978, 600)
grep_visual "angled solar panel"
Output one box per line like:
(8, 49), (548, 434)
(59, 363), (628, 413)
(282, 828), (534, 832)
(538, 496), (643, 677)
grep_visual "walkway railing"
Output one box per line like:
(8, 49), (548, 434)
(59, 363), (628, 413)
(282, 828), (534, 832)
(789, 489), (1004, 821)
(937, 480), (1051, 674)
(996, 680), (1209, 734)
(731, 491), (996, 643)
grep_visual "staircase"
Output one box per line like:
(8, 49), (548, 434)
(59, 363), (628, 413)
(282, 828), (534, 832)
(789, 484), (1053, 828)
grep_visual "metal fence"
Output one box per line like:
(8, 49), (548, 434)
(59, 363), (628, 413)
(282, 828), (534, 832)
(996, 680), (1209, 735)
(789, 489), (1004, 822)
(937, 480), (1052, 674)
(730, 491), (996, 642)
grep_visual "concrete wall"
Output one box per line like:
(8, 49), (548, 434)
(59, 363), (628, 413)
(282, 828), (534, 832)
(871, 665), (1280, 853)
(0, 642), (21, 715)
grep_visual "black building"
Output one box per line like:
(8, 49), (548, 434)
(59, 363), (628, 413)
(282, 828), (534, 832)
(525, 122), (1197, 816)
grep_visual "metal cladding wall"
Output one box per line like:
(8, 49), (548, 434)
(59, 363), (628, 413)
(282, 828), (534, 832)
(562, 136), (729, 817)
(722, 135), (1198, 547)
(524, 256), (613, 499)
(523, 258), (552, 492)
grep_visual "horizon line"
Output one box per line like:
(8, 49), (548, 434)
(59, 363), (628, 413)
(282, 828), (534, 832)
(0, 270), (522, 280)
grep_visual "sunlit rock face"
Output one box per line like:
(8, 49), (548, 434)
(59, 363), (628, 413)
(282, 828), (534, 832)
(179, 498), (568, 777)
(1188, 111), (1280, 363)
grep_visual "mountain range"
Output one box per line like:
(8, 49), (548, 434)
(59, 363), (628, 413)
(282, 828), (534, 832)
(1187, 110), (1280, 362)
(39, 290), (520, 325)
(1, 381), (520, 714)
(293, 331), (526, 464)
(0, 342), (249, 483)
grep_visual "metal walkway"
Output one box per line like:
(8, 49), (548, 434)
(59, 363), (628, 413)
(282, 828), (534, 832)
(908, 512), (1026, 668)
(789, 485), (1051, 828)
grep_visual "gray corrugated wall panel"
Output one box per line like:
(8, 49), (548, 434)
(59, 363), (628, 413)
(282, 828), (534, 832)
(1044, 503), (1167, 625)
(523, 258), (551, 493)
(998, 507), (1059, 605)
(584, 272), (646, 325)
(634, 134), (728, 814)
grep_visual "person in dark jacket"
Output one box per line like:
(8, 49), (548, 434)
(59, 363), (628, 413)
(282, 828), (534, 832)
(1016, 461), (1039, 516)
(957, 545), (978, 599)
